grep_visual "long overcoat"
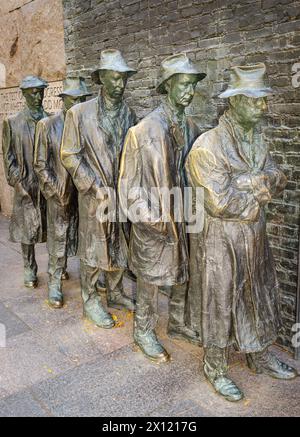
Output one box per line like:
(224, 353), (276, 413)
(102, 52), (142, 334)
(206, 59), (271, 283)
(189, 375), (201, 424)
(60, 95), (136, 270)
(34, 111), (78, 258)
(119, 103), (199, 286)
(2, 108), (48, 244)
(185, 111), (287, 352)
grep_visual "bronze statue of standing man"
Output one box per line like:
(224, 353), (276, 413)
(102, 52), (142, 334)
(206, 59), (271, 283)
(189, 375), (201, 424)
(2, 76), (49, 288)
(119, 54), (206, 363)
(186, 64), (297, 402)
(34, 78), (92, 308)
(61, 50), (137, 328)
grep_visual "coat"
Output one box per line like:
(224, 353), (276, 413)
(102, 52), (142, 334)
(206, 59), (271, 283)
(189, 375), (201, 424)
(34, 111), (78, 258)
(2, 108), (49, 244)
(60, 94), (136, 269)
(118, 103), (200, 286)
(185, 111), (287, 352)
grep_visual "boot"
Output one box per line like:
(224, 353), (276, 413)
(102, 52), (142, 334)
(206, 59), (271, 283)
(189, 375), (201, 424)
(108, 290), (135, 311)
(134, 329), (170, 364)
(246, 349), (298, 380)
(24, 268), (38, 288)
(203, 346), (244, 402)
(168, 324), (200, 346)
(83, 295), (115, 329)
(48, 285), (63, 309)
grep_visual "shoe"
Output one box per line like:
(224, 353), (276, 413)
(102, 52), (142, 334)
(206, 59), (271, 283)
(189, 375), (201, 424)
(24, 268), (38, 288)
(48, 286), (63, 309)
(108, 293), (135, 311)
(83, 297), (115, 329)
(168, 325), (200, 346)
(134, 330), (170, 364)
(207, 375), (244, 402)
(246, 351), (298, 380)
(61, 271), (69, 281)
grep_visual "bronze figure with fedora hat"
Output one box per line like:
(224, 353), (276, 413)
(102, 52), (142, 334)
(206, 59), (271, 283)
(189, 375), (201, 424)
(119, 53), (206, 363)
(61, 49), (137, 328)
(2, 75), (49, 288)
(34, 77), (92, 308)
(186, 63), (297, 402)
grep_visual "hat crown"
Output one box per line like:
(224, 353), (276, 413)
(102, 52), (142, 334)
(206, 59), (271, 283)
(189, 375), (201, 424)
(61, 76), (90, 95)
(20, 75), (48, 90)
(91, 49), (137, 84)
(219, 63), (273, 98)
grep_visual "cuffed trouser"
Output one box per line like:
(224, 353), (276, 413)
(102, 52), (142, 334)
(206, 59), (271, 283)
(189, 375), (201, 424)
(168, 283), (188, 329)
(21, 243), (37, 280)
(203, 346), (229, 382)
(80, 261), (124, 304)
(135, 277), (187, 334)
(48, 255), (67, 291)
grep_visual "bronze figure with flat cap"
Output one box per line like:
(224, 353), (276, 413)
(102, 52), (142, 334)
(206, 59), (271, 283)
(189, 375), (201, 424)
(186, 63), (297, 402)
(119, 53), (206, 363)
(61, 50), (137, 328)
(2, 75), (49, 288)
(34, 77), (92, 308)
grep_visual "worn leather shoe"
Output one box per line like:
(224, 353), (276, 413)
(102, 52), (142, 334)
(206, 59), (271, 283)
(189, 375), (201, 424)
(209, 375), (244, 402)
(168, 325), (200, 346)
(134, 330), (170, 364)
(83, 298), (115, 329)
(246, 351), (298, 380)
(108, 293), (135, 311)
(48, 287), (63, 309)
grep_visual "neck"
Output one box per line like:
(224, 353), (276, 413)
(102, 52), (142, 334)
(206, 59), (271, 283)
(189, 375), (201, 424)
(228, 108), (255, 134)
(102, 88), (122, 111)
(166, 95), (185, 120)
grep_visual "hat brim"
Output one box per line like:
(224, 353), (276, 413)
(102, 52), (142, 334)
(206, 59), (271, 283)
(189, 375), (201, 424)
(218, 87), (274, 98)
(20, 84), (48, 90)
(57, 90), (93, 98)
(91, 68), (137, 84)
(157, 72), (206, 94)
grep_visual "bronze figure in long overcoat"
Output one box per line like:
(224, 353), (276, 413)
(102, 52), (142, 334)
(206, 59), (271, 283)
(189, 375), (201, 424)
(61, 49), (137, 328)
(119, 53), (206, 363)
(2, 76), (49, 288)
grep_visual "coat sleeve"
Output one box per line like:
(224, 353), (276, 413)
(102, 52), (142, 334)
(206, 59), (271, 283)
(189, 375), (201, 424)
(186, 134), (260, 222)
(61, 109), (98, 194)
(2, 118), (20, 187)
(34, 120), (59, 200)
(263, 152), (287, 196)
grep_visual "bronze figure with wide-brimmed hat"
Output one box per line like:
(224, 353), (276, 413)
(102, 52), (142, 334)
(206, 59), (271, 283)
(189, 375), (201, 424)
(2, 76), (49, 288)
(186, 63), (297, 402)
(119, 53), (206, 363)
(34, 77), (92, 308)
(61, 50), (137, 328)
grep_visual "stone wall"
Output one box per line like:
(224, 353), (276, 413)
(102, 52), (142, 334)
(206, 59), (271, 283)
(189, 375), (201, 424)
(63, 0), (300, 353)
(0, 0), (66, 216)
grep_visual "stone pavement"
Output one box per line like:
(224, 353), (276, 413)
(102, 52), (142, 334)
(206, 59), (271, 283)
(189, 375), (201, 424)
(0, 214), (299, 417)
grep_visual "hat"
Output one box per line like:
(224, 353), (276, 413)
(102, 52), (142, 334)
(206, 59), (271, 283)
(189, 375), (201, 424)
(58, 77), (92, 98)
(91, 49), (137, 84)
(157, 53), (206, 94)
(219, 63), (274, 98)
(20, 75), (48, 90)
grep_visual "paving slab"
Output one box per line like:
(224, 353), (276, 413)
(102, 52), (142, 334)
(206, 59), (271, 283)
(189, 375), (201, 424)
(0, 390), (51, 417)
(0, 302), (30, 339)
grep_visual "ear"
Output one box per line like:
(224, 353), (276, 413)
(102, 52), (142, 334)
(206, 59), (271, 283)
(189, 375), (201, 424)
(229, 95), (239, 108)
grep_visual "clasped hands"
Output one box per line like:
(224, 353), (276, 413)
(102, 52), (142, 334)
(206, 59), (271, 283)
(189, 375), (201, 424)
(234, 171), (272, 206)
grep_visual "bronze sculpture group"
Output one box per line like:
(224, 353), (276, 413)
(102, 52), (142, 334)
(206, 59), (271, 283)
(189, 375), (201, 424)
(2, 49), (297, 403)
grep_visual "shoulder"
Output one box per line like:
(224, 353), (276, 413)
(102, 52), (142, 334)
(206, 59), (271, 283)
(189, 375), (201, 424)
(190, 123), (225, 155)
(68, 98), (97, 119)
(128, 107), (165, 138)
(38, 112), (62, 128)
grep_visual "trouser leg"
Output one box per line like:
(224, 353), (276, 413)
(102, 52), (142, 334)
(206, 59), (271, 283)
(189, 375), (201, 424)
(135, 277), (159, 334)
(134, 276), (169, 363)
(246, 347), (297, 379)
(203, 346), (229, 382)
(168, 282), (200, 345)
(21, 243), (37, 286)
(106, 269), (135, 311)
(80, 261), (114, 329)
(47, 254), (65, 307)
